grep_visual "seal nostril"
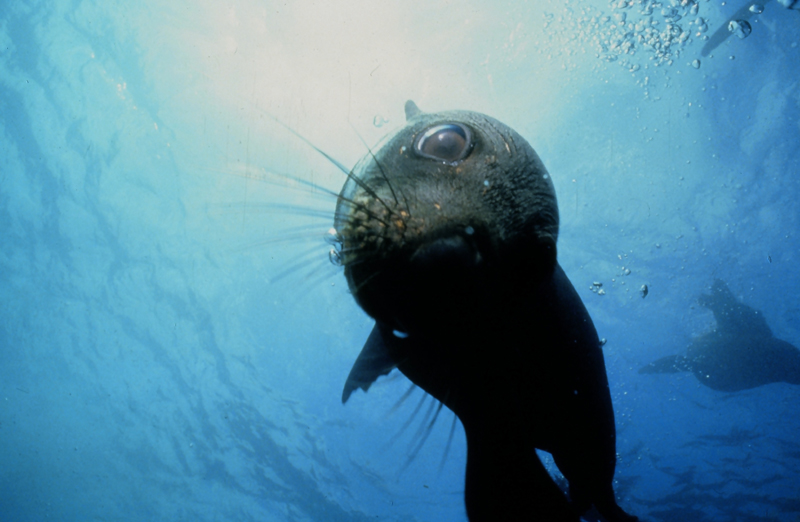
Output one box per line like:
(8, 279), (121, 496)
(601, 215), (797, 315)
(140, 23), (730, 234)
(410, 234), (482, 272)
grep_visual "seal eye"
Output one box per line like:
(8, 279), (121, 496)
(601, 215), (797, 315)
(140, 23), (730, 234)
(414, 123), (473, 163)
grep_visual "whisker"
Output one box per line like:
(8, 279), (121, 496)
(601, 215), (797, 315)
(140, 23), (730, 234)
(334, 194), (392, 227)
(412, 399), (442, 445)
(388, 383), (418, 415)
(340, 170), (400, 221)
(413, 399), (443, 447)
(261, 223), (334, 237)
(255, 167), (338, 193)
(254, 107), (401, 224)
(386, 392), (429, 449)
(282, 262), (343, 304)
(348, 268), (383, 295)
(255, 108), (351, 175)
(251, 106), (402, 225)
(233, 230), (329, 252)
(212, 202), (334, 221)
(399, 399), (443, 472)
(438, 413), (459, 473)
(197, 164), (338, 202)
(338, 252), (380, 270)
(347, 120), (400, 207)
(268, 247), (329, 282)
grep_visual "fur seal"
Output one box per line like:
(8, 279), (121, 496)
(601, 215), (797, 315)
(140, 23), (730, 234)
(335, 101), (638, 522)
(639, 279), (800, 391)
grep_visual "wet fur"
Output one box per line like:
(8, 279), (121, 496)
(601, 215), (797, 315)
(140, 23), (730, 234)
(338, 102), (637, 521)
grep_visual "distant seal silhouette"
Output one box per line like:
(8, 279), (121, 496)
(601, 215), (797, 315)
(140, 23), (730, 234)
(639, 279), (800, 391)
(335, 101), (637, 522)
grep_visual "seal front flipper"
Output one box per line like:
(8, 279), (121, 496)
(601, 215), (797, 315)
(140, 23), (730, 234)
(342, 325), (398, 403)
(638, 355), (691, 374)
(699, 279), (771, 337)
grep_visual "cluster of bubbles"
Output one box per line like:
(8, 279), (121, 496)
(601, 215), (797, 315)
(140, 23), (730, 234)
(545, 0), (712, 74)
(326, 227), (344, 266)
(590, 281), (607, 295)
(589, 262), (649, 298)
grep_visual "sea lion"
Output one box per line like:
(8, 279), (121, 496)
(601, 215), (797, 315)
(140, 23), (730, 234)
(335, 101), (638, 522)
(639, 279), (800, 391)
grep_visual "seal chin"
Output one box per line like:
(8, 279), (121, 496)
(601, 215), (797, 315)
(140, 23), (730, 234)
(390, 232), (489, 335)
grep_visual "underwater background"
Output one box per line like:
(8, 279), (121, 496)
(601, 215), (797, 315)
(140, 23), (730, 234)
(1, 0), (799, 521)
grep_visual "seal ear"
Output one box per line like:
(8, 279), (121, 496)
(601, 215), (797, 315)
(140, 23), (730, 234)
(405, 100), (422, 121)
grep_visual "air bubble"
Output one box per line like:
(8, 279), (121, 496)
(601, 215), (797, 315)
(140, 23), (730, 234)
(325, 228), (341, 244)
(691, 59), (701, 68)
(728, 19), (752, 39)
(749, 4), (764, 13)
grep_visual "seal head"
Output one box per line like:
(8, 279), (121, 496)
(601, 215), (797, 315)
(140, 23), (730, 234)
(335, 101), (559, 338)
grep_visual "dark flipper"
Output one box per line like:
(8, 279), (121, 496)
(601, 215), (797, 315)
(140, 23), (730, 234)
(639, 355), (692, 374)
(465, 435), (579, 522)
(342, 325), (397, 403)
(699, 279), (772, 338)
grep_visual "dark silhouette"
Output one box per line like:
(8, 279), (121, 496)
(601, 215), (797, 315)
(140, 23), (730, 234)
(339, 101), (637, 521)
(640, 279), (800, 391)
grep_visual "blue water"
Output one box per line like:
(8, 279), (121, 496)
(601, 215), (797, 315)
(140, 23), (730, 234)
(1, 1), (798, 521)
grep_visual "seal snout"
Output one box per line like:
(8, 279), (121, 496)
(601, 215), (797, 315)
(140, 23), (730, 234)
(409, 233), (484, 273)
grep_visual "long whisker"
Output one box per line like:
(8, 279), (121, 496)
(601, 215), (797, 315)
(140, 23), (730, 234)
(268, 246), (329, 282)
(386, 393), (429, 447)
(233, 230), (329, 252)
(348, 121), (400, 207)
(284, 262), (343, 303)
(216, 202), (334, 221)
(254, 107), (399, 218)
(438, 414), (459, 473)
(252, 167), (343, 203)
(399, 399), (443, 472)
(256, 109), (351, 174)
(253, 167), (391, 226)
(257, 223), (332, 237)
(347, 267), (383, 295)
(333, 195), (391, 227)
(196, 164), (337, 203)
(258, 107), (404, 222)
(388, 384), (418, 415)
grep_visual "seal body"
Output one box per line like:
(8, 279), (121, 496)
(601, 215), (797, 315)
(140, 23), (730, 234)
(337, 101), (637, 522)
(640, 279), (800, 391)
